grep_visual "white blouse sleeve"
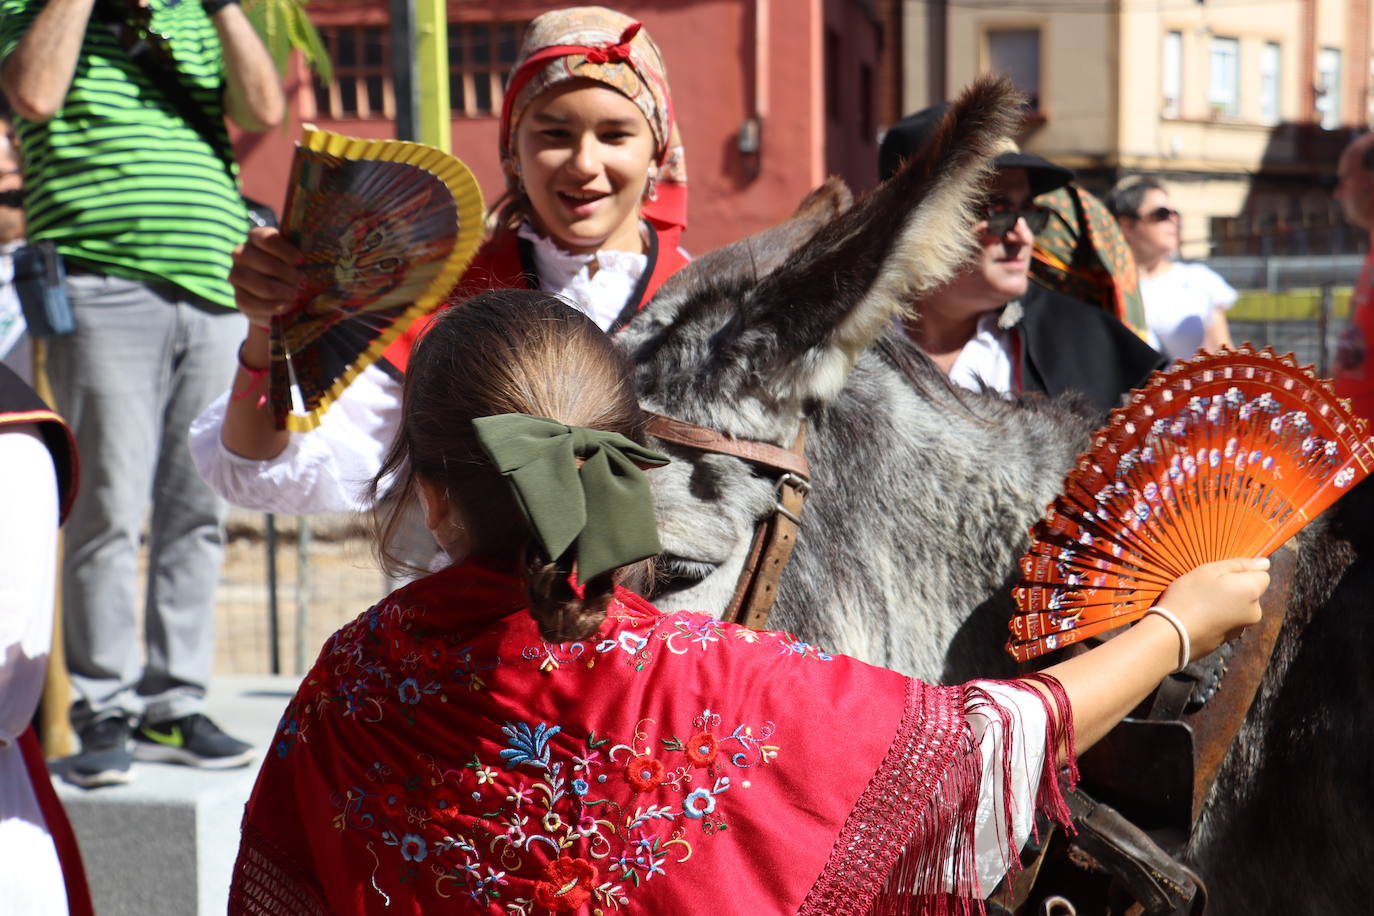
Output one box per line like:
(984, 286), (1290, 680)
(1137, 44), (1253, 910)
(189, 363), (403, 515)
(963, 679), (1052, 896)
(0, 427), (59, 748)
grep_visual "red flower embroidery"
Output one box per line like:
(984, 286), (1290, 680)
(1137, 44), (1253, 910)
(683, 732), (718, 767)
(625, 755), (665, 791)
(533, 856), (597, 911)
(419, 637), (449, 670)
(430, 787), (460, 821)
(378, 782), (407, 815)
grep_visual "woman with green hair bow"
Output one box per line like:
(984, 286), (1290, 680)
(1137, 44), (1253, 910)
(230, 290), (1268, 914)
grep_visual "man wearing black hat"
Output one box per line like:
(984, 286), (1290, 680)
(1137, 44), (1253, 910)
(880, 103), (1165, 414)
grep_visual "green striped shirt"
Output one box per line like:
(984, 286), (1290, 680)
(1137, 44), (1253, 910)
(0, 0), (247, 309)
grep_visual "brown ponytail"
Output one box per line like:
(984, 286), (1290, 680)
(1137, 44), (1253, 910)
(369, 290), (654, 641)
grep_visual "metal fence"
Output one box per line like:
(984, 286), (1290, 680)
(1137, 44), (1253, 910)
(1210, 253), (1363, 374)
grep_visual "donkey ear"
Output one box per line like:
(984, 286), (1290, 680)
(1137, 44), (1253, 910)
(723, 76), (1021, 405)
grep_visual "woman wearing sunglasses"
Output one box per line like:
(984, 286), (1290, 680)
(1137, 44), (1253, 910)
(1107, 177), (1237, 361)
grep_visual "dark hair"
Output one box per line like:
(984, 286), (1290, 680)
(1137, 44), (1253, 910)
(1104, 177), (1167, 220)
(370, 290), (652, 641)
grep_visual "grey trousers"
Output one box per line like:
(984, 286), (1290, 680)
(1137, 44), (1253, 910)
(47, 271), (244, 728)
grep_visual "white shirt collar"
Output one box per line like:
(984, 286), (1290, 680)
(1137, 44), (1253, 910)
(517, 222), (649, 332)
(947, 307), (1017, 397)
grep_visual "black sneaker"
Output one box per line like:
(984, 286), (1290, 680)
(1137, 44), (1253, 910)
(67, 714), (134, 788)
(133, 713), (255, 769)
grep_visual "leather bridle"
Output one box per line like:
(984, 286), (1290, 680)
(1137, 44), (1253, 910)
(642, 412), (810, 629)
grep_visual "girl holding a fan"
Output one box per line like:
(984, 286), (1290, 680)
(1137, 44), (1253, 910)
(191, 7), (688, 560)
(228, 290), (1270, 914)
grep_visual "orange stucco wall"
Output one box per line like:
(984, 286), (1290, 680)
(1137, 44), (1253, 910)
(232, 0), (878, 258)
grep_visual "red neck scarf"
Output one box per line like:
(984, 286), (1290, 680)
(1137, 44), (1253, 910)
(231, 560), (1071, 914)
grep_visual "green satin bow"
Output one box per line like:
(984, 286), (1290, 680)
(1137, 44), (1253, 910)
(472, 413), (670, 584)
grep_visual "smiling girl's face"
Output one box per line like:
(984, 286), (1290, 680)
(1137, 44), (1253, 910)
(512, 78), (658, 256)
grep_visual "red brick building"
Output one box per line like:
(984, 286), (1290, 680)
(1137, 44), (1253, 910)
(232, 0), (885, 255)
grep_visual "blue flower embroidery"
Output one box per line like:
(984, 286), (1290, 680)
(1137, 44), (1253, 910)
(397, 677), (421, 704)
(682, 788), (716, 819)
(400, 833), (427, 862)
(571, 778), (589, 797)
(499, 721), (562, 771)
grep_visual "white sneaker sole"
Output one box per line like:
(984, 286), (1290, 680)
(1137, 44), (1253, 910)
(132, 743), (256, 769)
(65, 766), (135, 788)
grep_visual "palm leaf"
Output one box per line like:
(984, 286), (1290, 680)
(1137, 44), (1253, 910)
(242, 0), (333, 83)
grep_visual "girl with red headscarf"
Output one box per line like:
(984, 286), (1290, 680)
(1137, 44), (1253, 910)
(192, 7), (690, 559)
(229, 291), (1269, 914)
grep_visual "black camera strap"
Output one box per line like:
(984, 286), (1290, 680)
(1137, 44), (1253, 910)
(104, 16), (238, 181)
(102, 7), (277, 227)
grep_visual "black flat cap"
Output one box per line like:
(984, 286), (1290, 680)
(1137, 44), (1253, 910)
(878, 101), (1074, 196)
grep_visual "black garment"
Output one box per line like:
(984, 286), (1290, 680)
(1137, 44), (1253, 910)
(1015, 284), (1168, 415)
(0, 362), (78, 521)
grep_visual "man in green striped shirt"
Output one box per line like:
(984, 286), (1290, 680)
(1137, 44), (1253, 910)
(1, 0), (283, 788)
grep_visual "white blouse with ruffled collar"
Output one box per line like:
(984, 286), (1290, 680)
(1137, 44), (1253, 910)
(517, 222), (648, 332)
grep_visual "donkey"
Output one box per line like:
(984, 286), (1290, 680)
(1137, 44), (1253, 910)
(620, 78), (1374, 912)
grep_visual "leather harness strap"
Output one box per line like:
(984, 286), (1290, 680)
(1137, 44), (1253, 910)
(642, 412), (810, 630)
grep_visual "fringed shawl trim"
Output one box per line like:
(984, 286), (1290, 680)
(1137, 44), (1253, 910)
(800, 674), (1077, 916)
(229, 821), (331, 916)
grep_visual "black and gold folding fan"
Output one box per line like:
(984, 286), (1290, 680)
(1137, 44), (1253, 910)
(268, 126), (485, 431)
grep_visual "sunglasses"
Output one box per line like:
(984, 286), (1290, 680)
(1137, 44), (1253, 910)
(983, 205), (1050, 236)
(1133, 206), (1180, 223)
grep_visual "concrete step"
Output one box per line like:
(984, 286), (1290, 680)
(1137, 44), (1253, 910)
(47, 675), (300, 916)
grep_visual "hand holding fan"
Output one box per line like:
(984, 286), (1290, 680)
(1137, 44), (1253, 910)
(269, 126), (485, 431)
(1007, 346), (1374, 662)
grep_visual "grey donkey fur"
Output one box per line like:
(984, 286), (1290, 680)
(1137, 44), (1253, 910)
(620, 78), (1374, 911)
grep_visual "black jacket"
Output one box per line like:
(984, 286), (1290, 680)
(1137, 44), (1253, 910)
(1014, 284), (1168, 415)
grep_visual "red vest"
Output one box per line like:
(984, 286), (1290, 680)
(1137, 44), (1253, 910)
(380, 226), (689, 376)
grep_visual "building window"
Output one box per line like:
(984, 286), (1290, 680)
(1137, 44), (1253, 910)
(1259, 42), (1281, 126)
(1207, 36), (1240, 118)
(449, 22), (524, 117)
(313, 27), (392, 120)
(1316, 47), (1342, 129)
(986, 29), (1041, 112)
(1161, 30), (1182, 119)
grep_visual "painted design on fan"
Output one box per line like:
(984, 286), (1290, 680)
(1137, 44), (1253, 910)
(1009, 346), (1374, 662)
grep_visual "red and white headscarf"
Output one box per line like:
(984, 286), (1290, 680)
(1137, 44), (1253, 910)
(499, 6), (688, 235)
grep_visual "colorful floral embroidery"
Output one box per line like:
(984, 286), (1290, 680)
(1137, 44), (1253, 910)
(318, 706), (778, 910)
(276, 592), (818, 910)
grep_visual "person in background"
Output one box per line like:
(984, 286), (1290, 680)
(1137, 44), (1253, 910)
(192, 6), (690, 572)
(1331, 132), (1374, 422)
(879, 103), (1165, 415)
(1030, 182), (1151, 341)
(1, 0), (284, 787)
(0, 111), (28, 379)
(0, 361), (92, 915)
(1106, 177), (1237, 362)
(228, 291), (1269, 914)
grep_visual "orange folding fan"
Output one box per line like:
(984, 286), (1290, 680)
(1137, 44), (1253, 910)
(1006, 346), (1374, 662)
(269, 126), (485, 431)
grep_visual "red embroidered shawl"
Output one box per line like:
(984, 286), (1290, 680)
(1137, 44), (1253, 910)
(230, 560), (1072, 915)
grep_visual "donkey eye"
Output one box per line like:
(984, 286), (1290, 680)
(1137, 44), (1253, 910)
(651, 555), (717, 595)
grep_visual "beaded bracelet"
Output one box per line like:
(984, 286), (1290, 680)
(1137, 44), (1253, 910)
(1144, 606), (1191, 674)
